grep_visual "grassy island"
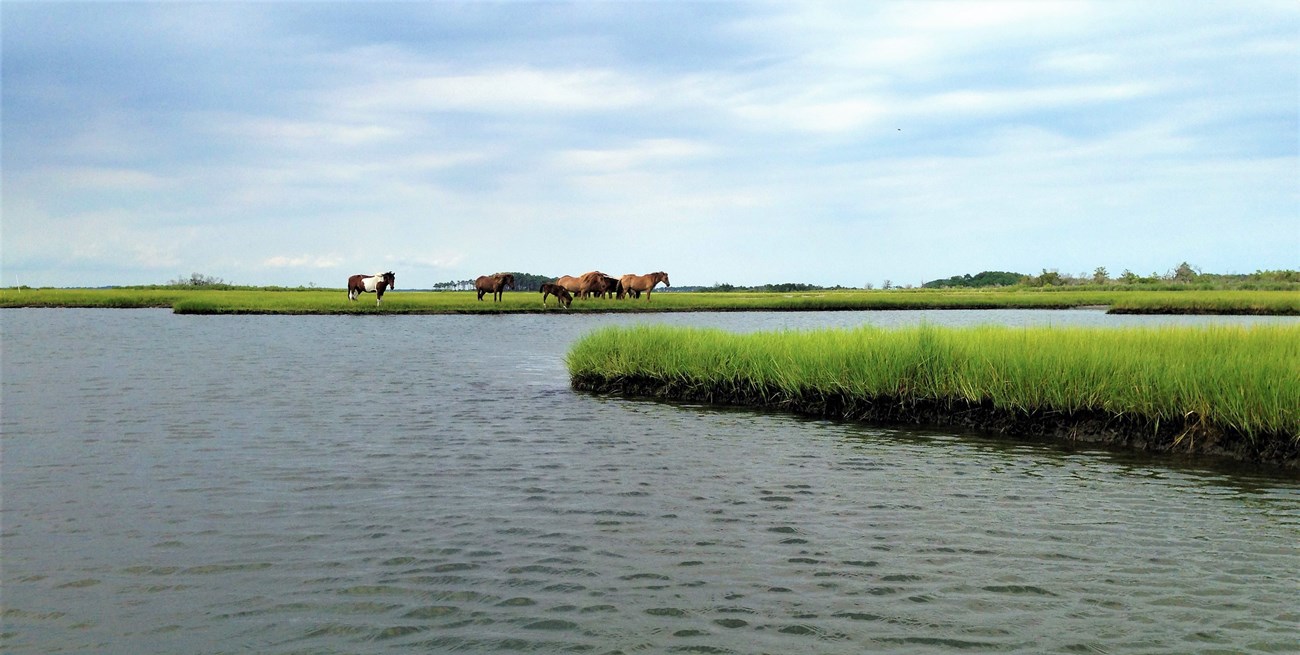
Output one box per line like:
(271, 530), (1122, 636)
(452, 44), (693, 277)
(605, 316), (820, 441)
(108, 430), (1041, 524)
(2, 287), (1298, 315)
(567, 324), (1300, 468)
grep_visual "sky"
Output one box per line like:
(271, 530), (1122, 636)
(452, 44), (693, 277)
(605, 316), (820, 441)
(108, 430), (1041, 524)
(2, 1), (1297, 289)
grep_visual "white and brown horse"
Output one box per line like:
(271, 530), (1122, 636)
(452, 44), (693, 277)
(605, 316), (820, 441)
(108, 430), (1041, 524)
(619, 271), (669, 300)
(475, 273), (516, 302)
(348, 271), (395, 305)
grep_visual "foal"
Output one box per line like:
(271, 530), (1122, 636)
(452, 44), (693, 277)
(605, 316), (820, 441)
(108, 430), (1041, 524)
(540, 283), (573, 308)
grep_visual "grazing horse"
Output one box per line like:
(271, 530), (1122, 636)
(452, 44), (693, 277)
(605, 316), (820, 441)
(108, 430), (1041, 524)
(348, 271), (395, 305)
(475, 273), (515, 302)
(540, 283), (572, 308)
(619, 271), (670, 301)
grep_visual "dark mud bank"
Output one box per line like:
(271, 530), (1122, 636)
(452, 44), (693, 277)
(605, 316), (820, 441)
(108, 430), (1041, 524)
(572, 374), (1300, 470)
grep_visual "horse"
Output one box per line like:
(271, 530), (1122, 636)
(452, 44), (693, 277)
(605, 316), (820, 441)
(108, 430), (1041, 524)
(619, 271), (669, 301)
(555, 272), (606, 300)
(348, 271), (395, 305)
(597, 274), (623, 299)
(577, 271), (615, 299)
(555, 275), (584, 297)
(475, 273), (515, 302)
(576, 271), (618, 299)
(540, 283), (572, 308)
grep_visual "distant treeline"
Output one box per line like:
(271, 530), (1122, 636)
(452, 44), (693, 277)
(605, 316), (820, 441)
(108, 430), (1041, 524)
(923, 265), (1299, 290)
(688, 282), (858, 293)
(921, 271), (1025, 288)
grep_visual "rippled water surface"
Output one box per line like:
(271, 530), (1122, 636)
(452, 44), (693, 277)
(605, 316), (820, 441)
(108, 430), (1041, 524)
(3, 309), (1298, 654)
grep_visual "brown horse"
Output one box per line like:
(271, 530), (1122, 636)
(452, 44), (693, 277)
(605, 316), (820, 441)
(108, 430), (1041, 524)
(579, 271), (623, 299)
(556, 271), (607, 299)
(540, 283), (572, 308)
(619, 271), (669, 301)
(348, 271), (395, 305)
(598, 274), (623, 299)
(554, 275), (584, 297)
(475, 273), (515, 302)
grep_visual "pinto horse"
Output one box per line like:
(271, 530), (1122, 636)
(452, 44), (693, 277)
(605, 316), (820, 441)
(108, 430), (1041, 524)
(348, 271), (395, 305)
(619, 271), (669, 301)
(540, 283), (572, 308)
(475, 273), (515, 302)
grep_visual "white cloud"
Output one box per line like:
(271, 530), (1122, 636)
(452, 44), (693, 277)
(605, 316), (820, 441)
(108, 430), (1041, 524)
(263, 255), (342, 269)
(224, 118), (401, 146)
(553, 139), (717, 172)
(921, 82), (1159, 116)
(388, 253), (466, 271)
(732, 97), (888, 134)
(891, 0), (1090, 32)
(338, 67), (650, 115)
(48, 166), (167, 190)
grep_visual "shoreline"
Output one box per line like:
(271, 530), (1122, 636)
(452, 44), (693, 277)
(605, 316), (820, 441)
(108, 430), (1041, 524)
(3, 304), (1297, 317)
(565, 324), (1300, 471)
(3, 288), (1298, 316)
(571, 374), (1300, 470)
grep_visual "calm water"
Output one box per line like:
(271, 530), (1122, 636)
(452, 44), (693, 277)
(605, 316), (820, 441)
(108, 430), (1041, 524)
(2, 308), (1297, 654)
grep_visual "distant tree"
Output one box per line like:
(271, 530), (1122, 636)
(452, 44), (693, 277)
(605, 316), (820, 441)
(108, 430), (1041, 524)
(1173, 262), (1199, 283)
(1119, 269), (1139, 284)
(923, 271), (1024, 289)
(882, 279), (893, 290)
(762, 282), (822, 293)
(170, 272), (227, 287)
(1092, 266), (1109, 284)
(500, 272), (551, 292)
(1030, 269), (1064, 287)
(863, 282), (874, 290)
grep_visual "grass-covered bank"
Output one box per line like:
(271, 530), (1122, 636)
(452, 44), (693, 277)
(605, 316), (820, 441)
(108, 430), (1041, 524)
(2, 287), (1298, 315)
(566, 324), (1300, 468)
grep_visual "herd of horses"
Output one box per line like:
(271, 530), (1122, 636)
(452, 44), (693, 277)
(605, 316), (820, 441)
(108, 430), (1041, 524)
(344, 270), (669, 308)
(484, 270), (671, 308)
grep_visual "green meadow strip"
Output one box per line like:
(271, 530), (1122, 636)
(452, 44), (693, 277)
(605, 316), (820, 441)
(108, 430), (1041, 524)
(2, 287), (1297, 314)
(1107, 290), (1300, 315)
(566, 324), (1300, 458)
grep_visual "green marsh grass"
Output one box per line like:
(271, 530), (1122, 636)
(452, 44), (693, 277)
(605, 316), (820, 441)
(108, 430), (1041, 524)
(2, 287), (1296, 315)
(1107, 290), (1300, 315)
(566, 324), (1300, 445)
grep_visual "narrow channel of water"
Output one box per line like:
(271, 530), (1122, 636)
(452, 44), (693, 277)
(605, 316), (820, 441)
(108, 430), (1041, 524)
(2, 309), (1296, 654)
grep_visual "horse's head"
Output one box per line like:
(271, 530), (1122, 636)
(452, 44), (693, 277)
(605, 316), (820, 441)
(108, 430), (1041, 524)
(502, 274), (516, 290)
(657, 272), (670, 287)
(383, 271), (395, 289)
